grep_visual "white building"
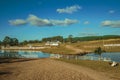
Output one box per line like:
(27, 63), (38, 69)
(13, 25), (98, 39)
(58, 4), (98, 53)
(45, 41), (60, 46)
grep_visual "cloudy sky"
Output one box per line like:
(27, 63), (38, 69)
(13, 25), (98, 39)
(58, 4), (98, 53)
(0, 0), (120, 41)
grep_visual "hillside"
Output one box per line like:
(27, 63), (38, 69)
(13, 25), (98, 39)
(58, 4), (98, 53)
(71, 38), (120, 52)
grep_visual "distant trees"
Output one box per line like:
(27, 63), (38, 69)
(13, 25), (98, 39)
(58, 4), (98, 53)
(2, 36), (19, 47)
(67, 35), (73, 43)
(64, 35), (120, 43)
(19, 40), (28, 46)
(42, 35), (120, 43)
(0, 41), (1, 49)
(3, 36), (11, 46)
(10, 38), (19, 46)
(19, 40), (41, 46)
(0, 41), (2, 45)
(0, 35), (119, 47)
(28, 40), (41, 43)
(42, 36), (63, 42)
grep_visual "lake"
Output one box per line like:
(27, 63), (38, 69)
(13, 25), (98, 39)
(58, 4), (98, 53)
(85, 52), (120, 62)
(0, 50), (50, 58)
(0, 50), (120, 62)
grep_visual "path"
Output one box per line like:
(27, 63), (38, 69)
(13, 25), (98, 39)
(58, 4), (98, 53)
(66, 45), (85, 54)
(0, 58), (113, 80)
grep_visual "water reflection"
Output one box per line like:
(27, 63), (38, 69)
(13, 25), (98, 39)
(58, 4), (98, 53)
(0, 50), (50, 58)
(0, 50), (120, 62)
(59, 52), (120, 62)
(0, 50), (22, 58)
(86, 52), (120, 62)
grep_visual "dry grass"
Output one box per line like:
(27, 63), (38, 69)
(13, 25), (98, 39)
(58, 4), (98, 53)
(40, 39), (120, 54)
(41, 44), (75, 54)
(58, 59), (120, 80)
(71, 38), (120, 52)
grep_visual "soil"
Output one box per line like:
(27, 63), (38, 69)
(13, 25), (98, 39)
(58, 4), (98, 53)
(0, 58), (113, 80)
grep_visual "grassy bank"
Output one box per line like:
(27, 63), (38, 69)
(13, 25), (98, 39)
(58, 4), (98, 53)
(71, 38), (120, 52)
(58, 59), (120, 80)
(41, 45), (75, 54)
(37, 38), (120, 53)
(1, 38), (119, 54)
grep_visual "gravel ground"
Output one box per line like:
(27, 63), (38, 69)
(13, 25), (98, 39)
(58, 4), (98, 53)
(0, 58), (113, 80)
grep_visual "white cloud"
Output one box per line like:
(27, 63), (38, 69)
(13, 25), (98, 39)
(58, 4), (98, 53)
(51, 18), (79, 26)
(109, 10), (115, 14)
(102, 20), (120, 27)
(57, 5), (81, 14)
(27, 14), (53, 26)
(9, 19), (27, 26)
(9, 14), (79, 27)
(84, 21), (89, 24)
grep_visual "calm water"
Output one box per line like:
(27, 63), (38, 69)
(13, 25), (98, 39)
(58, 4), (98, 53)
(0, 50), (120, 62)
(0, 50), (50, 58)
(85, 52), (120, 62)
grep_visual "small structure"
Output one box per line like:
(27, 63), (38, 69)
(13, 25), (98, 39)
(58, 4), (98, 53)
(110, 61), (119, 67)
(45, 41), (61, 46)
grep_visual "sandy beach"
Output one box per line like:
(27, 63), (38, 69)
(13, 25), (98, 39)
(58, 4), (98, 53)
(0, 58), (114, 80)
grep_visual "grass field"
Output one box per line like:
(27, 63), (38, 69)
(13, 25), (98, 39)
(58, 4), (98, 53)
(28, 38), (120, 54)
(71, 38), (120, 52)
(2, 38), (119, 54)
(41, 44), (75, 54)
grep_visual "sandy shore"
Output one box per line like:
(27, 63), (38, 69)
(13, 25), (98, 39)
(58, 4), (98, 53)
(0, 58), (113, 80)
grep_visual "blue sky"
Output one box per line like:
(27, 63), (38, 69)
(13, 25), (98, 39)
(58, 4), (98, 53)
(0, 0), (120, 41)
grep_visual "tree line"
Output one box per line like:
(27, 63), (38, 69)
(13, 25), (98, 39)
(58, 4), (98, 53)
(0, 36), (42, 47)
(66, 35), (120, 42)
(42, 36), (64, 42)
(0, 36), (19, 47)
(0, 35), (120, 47)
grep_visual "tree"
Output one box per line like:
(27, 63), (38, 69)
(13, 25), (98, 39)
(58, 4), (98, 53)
(0, 41), (2, 45)
(52, 36), (63, 42)
(10, 38), (19, 46)
(94, 47), (105, 60)
(0, 41), (2, 49)
(3, 36), (11, 47)
(13, 38), (19, 45)
(3, 36), (19, 46)
(34, 40), (40, 43)
(22, 40), (28, 45)
(28, 40), (40, 43)
(67, 35), (73, 43)
(42, 36), (63, 42)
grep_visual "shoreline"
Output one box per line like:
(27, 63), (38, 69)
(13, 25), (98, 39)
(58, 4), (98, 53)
(0, 49), (89, 55)
(0, 48), (120, 55)
(0, 46), (90, 55)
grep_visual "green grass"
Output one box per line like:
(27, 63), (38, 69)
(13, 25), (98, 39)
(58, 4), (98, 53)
(58, 59), (120, 80)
